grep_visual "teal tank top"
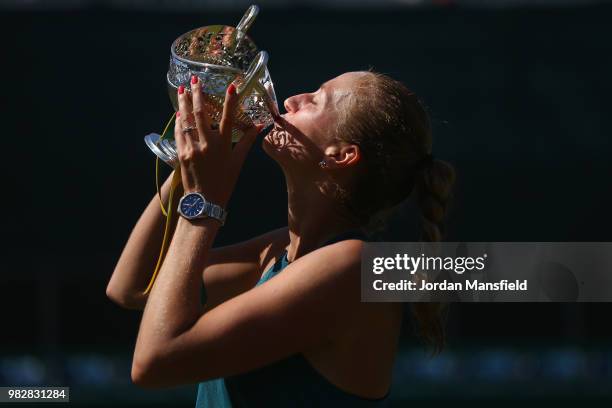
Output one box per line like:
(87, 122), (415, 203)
(195, 231), (390, 407)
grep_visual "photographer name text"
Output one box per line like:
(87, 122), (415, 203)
(373, 279), (528, 292)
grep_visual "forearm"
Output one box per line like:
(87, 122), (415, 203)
(131, 71), (262, 385)
(107, 171), (183, 308)
(134, 217), (219, 361)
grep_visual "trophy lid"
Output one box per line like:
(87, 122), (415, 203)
(171, 5), (260, 72)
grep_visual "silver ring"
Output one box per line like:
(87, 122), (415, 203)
(182, 125), (197, 133)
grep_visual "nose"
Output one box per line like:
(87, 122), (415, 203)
(284, 95), (298, 113)
(284, 93), (308, 113)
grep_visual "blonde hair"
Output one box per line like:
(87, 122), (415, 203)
(334, 71), (456, 353)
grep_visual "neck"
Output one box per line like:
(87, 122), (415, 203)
(284, 173), (361, 263)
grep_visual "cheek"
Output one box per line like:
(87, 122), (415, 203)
(295, 110), (333, 145)
(304, 111), (338, 148)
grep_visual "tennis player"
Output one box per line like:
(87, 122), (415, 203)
(107, 70), (455, 407)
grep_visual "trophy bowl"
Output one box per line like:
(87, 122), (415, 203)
(145, 5), (279, 168)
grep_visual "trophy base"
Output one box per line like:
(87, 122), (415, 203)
(144, 133), (178, 168)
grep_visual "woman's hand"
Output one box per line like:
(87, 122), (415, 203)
(174, 75), (264, 207)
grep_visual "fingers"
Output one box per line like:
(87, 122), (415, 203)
(190, 75), (212, 144)
(219, 82), (239, 144)
(174, 111), (187, 156)
(177, 84), (197, 145)
(176, 85), (194, 165)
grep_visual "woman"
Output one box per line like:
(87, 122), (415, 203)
(107, 70), (455, 407)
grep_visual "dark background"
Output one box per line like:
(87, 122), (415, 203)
(2, 1), (612, 406)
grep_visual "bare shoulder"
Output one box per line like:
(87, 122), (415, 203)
(327, 238), (364, 260)
(287, 239), (365, 297)
(308, 238), (364, 271)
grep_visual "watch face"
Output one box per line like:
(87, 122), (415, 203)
(180, 193), (205, 219)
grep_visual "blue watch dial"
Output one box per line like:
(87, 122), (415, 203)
(180, 193), (206, 218)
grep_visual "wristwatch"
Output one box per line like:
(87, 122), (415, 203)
(177, 192), (227, 225)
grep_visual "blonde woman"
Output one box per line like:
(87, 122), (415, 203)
(107, 71), (455, 407)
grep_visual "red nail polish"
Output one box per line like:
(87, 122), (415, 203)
(178, 85), (185, 95)
(227, 83), (236, 95)
(191, 75), (198, 84)
(176, 111), (181, 117)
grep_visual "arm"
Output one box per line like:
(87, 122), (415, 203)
(106, 172), (182, 310)
(200, 226), (289, 311)
(107, 167), (287, 311)
(132, 230), (364, 388)
(130, 77), (363, 388)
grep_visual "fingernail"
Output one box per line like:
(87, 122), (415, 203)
(191, 75), (198, 85)
(176, 111), (181, 118)
(178, 85), (185, 95)
(227, 83), (236, 95)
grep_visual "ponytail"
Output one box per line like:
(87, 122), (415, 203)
(411, 158), (456, 354)
(414, 158), (455, 243)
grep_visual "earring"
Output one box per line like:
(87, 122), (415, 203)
(318, 159), (328, 168)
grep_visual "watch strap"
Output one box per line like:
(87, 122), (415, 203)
(177, 192), (227, 226)
(203, 200), (227, 225)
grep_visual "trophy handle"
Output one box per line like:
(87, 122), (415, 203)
(259, 72), (280, 118)
(236, 5), (259, 34)
(237, 51), (279, 117)
(234, 5), (259, 53)
(237, 51), (267, 96)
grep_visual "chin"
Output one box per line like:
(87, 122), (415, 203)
(261, 131), (285, 162)
(261, 124), (311, 168)
(262, 126), (287, 153)
(261, 134), (273, 153)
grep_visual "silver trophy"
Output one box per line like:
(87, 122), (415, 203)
(145, 5), (279, 167)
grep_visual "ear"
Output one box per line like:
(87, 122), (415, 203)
(322, 143), (361, 169)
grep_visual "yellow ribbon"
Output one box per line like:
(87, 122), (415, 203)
(144, 112), (182, 295)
